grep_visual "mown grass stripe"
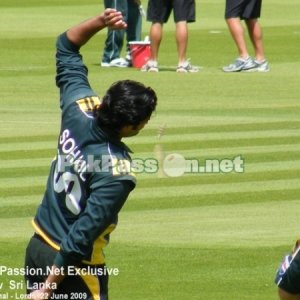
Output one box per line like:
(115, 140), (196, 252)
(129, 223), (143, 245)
(131, 129), (300, 145)
(157, 107), (300, 116)
(0, 158), (51, 169)
(0, 134), (57, 145)
(1, 121), (299, 144)
(138, 121), (300, 137)
(0, 148), (55, 160)
(1, 177), (298, 199)
(0, 121), (300, 145)
(133, 136), (300, 152)
(163, 143), (300, 157)
(1, 0), (98, 8)
(0, 141), (56, 152)
(131, 178), (300, 199)
(1, 188), (299, 218)
(0, 204), (37, 218)
(0, 166), (49, 179)
(0, 217), (33, 239)
(0, 186), (44, 198)
(148, 116), (300, 131)
(242, 160), (300, 173)
(125, 188), (300, 211)
(0, 195), (41, 207)
(105, 144), (300, 164)
(2, 127), (299, 151)
(136, 169), (300, 188)
(0, 176), (46, 189)
(124, 188), (300, 211)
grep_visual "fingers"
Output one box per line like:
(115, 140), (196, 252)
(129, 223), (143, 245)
(103, 8), (127, 29)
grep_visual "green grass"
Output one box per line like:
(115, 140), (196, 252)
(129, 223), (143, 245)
(1, 0), (300, 299)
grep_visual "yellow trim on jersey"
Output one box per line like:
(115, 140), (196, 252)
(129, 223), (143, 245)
(82, 224), (116, 265)
(76, 96), (101, 113)
(32, 220), (118, 266)
(31, 219), (60, 251)
(79, 271), (100, 300)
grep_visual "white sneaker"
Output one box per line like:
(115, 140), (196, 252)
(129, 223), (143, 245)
(244, 59), (270, 72)
(176, 60), (199, 73)
(223, 57), (256, 72)
(141, 60), (159, 72)
(101, 58), (129, 68)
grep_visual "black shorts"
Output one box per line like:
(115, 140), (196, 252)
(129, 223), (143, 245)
(24, 234), (109, 300)
(275, 244), (300, 294)
(147, 0), (196, 23)
(225, 0), (262, 20)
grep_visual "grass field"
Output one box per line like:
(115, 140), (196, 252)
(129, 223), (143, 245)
(1, 0), (300, 299)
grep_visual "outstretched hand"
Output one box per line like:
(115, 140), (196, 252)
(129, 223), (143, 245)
(103, 8), (127, 30)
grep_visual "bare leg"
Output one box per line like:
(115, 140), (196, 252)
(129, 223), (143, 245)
(278, 288), (300, 300)
(175, 21), (188, 64)
(245, 18), (265, 62)
(226, 17), (249, 59)
(149, 22), (163, 61)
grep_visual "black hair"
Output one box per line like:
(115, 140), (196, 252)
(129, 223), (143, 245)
(94, 80), (157, 133)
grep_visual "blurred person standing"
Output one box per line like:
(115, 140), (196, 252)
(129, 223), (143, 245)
(101, 0), (143, 67)
(222, 0), (269, 72)
(141, 0), (199, 73)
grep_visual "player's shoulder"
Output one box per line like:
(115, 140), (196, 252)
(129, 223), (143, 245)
(75, 95), (102, 118)
(62, 95), (101, 118)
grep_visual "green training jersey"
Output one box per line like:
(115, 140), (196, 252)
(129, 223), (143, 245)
(33, 32), (136, 268)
